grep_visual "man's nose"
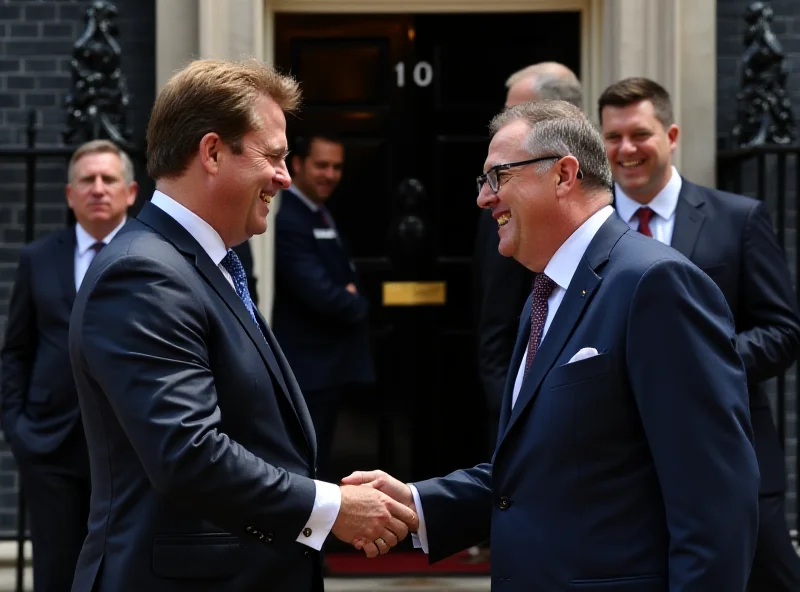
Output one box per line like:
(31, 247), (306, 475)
(476, 185), (497, 210)
(275, 161), (292, 189)
(619, 137), (637, 154)
(91, 177), (105, 193)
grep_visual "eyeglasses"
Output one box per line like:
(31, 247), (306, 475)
(476, 156), (582, 195)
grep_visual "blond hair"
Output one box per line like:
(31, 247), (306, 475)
(146, 58), (301, 180)
(68, 139), (135, 184)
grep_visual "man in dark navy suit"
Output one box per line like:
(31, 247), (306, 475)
(346, 99), (759, 590)
(1, 139), (137, 592)
(599, 76), (800, 592)
(272, 134), (374, 481)
(67, 59), (415, 592)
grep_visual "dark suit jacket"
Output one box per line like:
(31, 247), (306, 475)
(68, 202), (322, 592)
(473, 209), (533, 412)
(1, 226), (84, 458)
(414, 214), (759, 591)
(272, 190), (374, 392)
(622, 179), (800, 494)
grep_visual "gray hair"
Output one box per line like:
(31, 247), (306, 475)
(489, 100), (612, 192)
(505, 63), (582, 109)
(68, 139), (135, 185)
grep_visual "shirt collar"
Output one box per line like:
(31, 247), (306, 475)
(288, 184), (320, 213)
(543, 205), (615, 292)
(614, 166), (682, 224)
(150, 190), (229, 266)
(75, 217), (127, 256)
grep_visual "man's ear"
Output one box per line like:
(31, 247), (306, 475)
(199, 133), (223, 175)
(554, 155), (581, 197)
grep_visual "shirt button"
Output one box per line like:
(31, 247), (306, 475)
(303, 527), (312, 538)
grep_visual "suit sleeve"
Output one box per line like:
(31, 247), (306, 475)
(71, 254), (317, 544)
(475, 213), (531, 411)
(0, 248), (36, 441)
(411, 463), (493, 563)
(735, 201), (800, 383)
(627, 259), (759, 591)
(275, 220), (368, 324)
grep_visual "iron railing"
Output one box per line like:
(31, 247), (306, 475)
(718, 144), (800, 537)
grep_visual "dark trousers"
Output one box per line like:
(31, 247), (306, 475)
(747, 493), (800, 591)
(304, 386), (343, 481)
(16, 429), (90, 592)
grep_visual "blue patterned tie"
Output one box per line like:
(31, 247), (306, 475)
(221, 249), (269, 346)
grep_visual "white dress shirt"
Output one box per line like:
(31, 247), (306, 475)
(150, 190), (341, 550)
(410, 204), (615, 554)
(74, 219), (126, 289)
(614, 166), (682, 245)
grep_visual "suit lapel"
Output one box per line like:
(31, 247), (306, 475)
(670, 179), (706, 258)
(497, 215), (628, 450)
(497, 297), (532, 435)
(136, 203), (309, 440)
(55, 226), (77, 303)
(256, 312), (317, 463)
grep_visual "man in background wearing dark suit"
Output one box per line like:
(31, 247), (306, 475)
(273, 134), (374, 481)
(1, 140), (137, 592)
(474, 62), (583, 452)
(68, 60), (415, 592)
(599, 76), (800, 592)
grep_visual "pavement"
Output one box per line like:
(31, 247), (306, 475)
(0, 541), (491, 592)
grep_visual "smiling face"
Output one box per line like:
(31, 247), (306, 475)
(291, 138), (344, 204)
(600, 99), (679, 204)
(476, 119), (561, 271)
(66, 151), (137, 237)
(210, 96), (292, 246)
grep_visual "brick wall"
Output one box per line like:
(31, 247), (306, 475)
(0, 0), (154, 535)
(718, 0), (800, 531)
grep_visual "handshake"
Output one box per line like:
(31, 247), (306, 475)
(330, 470), (417, 558)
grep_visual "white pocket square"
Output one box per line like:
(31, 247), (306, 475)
(568, 347), (599, 364)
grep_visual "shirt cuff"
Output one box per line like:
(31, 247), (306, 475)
(409, 484), (429, 554)
(296, 480), (342, 550)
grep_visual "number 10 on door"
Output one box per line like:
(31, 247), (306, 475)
(394, 61), (434, 88)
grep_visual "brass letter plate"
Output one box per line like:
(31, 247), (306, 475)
(382, 281), (446, 306)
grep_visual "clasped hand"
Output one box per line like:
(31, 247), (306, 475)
(332, 469), (415, 558)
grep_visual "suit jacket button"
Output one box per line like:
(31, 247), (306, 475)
(303, 527), (313, 537)
(304, 550), (310, 558)
(266, 532), (274, 543)
(257, 532), (265, 540)
(245, 525), (254, 533)
(499, 496), (510, 510)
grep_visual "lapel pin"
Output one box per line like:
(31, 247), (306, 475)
(581, 289), (586, 297)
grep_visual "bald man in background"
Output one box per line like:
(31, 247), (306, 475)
(473, 62), (583, 451)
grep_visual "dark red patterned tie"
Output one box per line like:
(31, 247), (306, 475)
(524, 273), (557, 378)
(635, 207), (654, 237)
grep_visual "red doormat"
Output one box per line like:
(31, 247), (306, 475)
(325, 550), (491, 576)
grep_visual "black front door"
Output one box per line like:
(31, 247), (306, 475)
(274, 11), (581, 482)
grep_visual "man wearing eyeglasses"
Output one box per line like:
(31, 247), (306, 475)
(346, 99), (758, 590)
(473, 63), (583, 459)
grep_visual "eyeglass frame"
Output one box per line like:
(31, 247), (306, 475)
(476, 155), (583, 195)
